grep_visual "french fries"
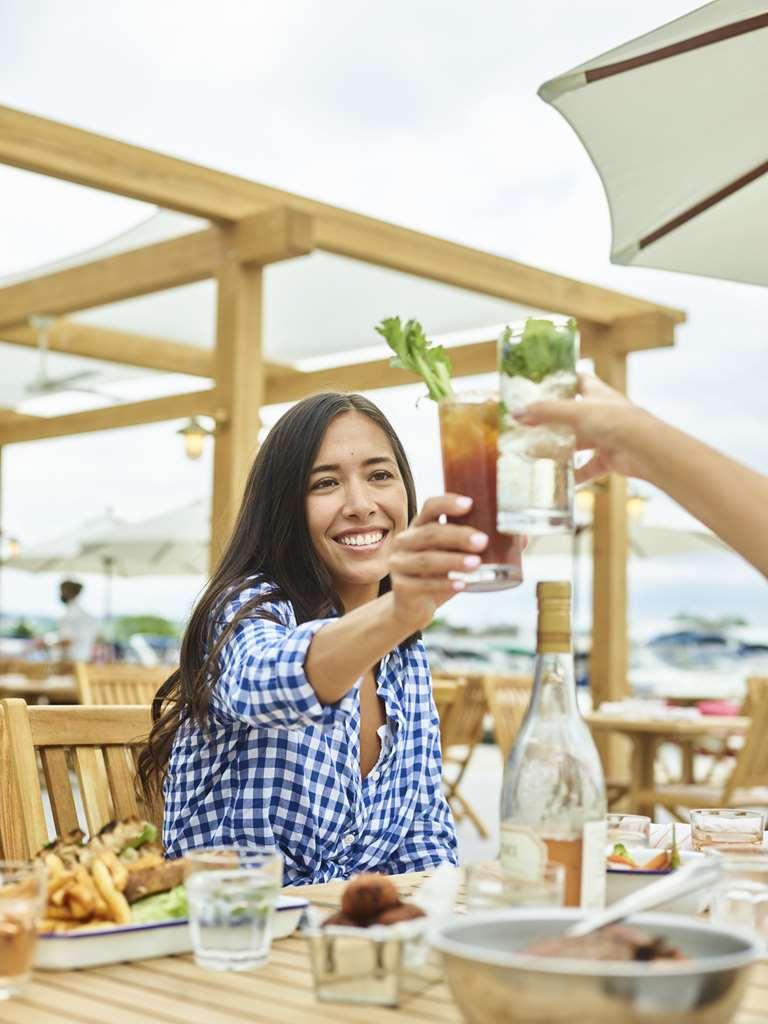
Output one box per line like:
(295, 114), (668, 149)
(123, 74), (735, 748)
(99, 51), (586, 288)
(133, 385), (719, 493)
(37, 851), (132, 932)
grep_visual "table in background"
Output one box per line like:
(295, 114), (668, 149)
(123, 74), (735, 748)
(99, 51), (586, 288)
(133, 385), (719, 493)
(0, 673), (77, 704)
(586, 711), (751, 816)
(4, 868), (766, 1024)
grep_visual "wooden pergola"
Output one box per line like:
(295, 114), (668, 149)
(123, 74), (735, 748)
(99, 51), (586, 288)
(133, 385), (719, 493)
(0, 104), (685, 767)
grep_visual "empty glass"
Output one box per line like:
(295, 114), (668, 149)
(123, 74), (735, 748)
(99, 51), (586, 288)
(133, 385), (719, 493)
(690, 809), (766, 853)
(184, 847), (282, 972)
(710, 854), (768, 939)
(465, 861), (565, 911)
(606, 814), (651, 849)
(0, 861), (46, 999)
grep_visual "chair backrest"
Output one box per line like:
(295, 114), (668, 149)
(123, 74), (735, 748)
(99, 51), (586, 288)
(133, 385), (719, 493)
(75, 662), (170, 705)
(0, 698), (159, 859)
(482, 674), (534, 760)
(431, 677), (464, 756)
(440, 674), (487, 751)
(742, 676), (768, 716)
(724, 679), (768, 798)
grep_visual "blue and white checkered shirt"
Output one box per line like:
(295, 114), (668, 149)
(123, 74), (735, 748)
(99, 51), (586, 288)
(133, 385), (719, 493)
(163, 580), (458, 884)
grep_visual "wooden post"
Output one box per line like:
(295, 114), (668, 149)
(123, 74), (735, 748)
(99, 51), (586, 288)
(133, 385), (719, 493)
(210, 236), (264, 571)
(590, 345), (630, 781)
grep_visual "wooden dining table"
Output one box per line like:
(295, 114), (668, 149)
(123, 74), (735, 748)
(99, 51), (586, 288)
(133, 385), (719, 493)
(586, 710), (751, 817)
(0, 673), (78, 705)
(4, 867), (767, 1024)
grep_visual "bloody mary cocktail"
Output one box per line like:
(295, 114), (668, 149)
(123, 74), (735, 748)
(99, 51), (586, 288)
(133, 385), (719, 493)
(438, 392), (524, 592)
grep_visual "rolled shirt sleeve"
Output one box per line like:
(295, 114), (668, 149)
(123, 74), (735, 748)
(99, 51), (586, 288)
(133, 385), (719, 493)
(209, 587), (357, 731)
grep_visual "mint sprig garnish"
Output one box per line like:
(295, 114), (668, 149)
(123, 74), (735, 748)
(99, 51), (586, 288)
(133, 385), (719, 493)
(499, 317), (577, 383)
(375, 316), (455, 401)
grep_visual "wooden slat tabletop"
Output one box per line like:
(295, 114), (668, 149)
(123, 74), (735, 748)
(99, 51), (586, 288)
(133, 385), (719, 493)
(2, 870), (766, 1023)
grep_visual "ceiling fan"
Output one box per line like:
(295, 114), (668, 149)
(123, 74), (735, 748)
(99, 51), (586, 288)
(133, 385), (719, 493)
(25, 315), (119, 401)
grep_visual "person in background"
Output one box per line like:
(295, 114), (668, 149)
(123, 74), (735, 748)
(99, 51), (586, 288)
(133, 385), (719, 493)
(517, 373), (768, 578)
(55, 579), (99, 663)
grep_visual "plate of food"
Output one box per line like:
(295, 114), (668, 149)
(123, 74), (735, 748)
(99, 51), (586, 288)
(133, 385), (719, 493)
(606, 838), (706, 915)
(34, 818), (308, 969)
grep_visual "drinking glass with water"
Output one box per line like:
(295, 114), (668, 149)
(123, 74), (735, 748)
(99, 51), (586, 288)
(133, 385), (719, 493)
(184, 847), (283, 972)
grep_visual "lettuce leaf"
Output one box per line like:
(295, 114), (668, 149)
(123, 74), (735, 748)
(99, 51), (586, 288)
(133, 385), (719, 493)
(130, 884), (188, 924)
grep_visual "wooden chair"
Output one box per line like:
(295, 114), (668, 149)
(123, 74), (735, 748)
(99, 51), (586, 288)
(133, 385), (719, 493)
(439, 674), (490, 839)
(432, 676), (462, 757)
(482, 674), (533, 760)
(0, 698), (160, 859)
(75, 662), (170, 705)
(636, 681), (768, 819)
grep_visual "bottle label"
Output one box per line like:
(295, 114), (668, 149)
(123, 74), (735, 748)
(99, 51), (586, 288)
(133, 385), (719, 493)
(499, 824), (548, 880)
(580, 819), (607, 909)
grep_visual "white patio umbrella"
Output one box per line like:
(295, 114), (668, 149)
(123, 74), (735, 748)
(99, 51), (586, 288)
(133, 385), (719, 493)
(538, 1), (768, 285)
(526, 520), (730, 558)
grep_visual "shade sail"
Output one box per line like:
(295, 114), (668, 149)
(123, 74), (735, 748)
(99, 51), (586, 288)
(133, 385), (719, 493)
(527, 520), (730, 559)
(538, 1), (768, 286)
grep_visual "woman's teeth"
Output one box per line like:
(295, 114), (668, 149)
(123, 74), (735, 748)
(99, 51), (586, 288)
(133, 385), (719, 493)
(337, 531), (384, 547)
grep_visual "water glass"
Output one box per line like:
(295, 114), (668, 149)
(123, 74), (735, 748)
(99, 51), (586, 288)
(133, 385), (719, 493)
(185, 847), (282, 972)
(606, 814), (651, 849)
(497, 316), (578, 534)
(689, 809), (766, 853)
(438, 390), (524, 592)
(0, 861), (46, 999)
(710, 854), (768, 939)
(465, 861), (565, 911)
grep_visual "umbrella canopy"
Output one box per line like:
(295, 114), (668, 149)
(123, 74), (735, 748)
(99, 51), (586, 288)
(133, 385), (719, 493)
(2, 510), (124, 573)
(538, 1), (768, 286)
(81, 499), (209, 576)
(527, 520), (730, 558)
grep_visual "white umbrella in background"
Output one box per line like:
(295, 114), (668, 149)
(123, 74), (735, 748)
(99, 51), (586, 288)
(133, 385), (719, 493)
(538, 1), (768, 285)
(526, 520), (730, 558)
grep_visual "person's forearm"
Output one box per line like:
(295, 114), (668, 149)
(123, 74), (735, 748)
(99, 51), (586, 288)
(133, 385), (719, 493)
(304, 592), (413, 704)
(627, 412), (768, 577)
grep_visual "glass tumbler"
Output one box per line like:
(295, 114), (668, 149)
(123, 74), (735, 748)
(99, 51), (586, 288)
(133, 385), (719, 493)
(438, 390), (524, 592)
(184, 847), (283, 972)
(0, 860), (46, 999)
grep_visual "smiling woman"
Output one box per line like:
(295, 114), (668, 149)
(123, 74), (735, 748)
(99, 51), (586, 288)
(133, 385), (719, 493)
(139, 392), (487, 884)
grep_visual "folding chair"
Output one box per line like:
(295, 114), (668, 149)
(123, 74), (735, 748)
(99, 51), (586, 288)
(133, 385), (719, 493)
(482, 674), (533, 760)
(439, 674), (490, 839)
(0, 698), (160, 859)
(636, 681), (768, 819)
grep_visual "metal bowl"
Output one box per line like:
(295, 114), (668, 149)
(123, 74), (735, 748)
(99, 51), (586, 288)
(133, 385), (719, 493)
(431, 909), (762, 1023)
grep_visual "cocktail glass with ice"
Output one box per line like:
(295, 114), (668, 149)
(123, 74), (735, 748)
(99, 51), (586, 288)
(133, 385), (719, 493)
(497, 317), (578, 534)
(438, 390), (524, 592)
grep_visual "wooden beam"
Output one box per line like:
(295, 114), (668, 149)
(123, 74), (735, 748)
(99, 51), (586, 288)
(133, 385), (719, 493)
(234, 208), (313, 266)
(589, 345), (630, 783)
(0, 105), (685, 328)
(0, 229), (221, 329)
(0, 208), (314, 329)
(262, 319), (656, 404)
(312, 213), (686, 327)
(0, 105), (266, 220)
(0, 389), (218, 445)
(2, 320), (214, 377)
(211, 242), (264, 567)
(0, 407), (39, 426)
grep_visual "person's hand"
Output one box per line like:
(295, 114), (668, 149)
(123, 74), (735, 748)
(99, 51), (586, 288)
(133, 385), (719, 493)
(387, 494), (488, 631)
(514, 372), (654, 484)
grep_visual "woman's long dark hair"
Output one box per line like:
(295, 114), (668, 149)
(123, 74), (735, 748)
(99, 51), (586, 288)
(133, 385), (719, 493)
(138, 392), (418, 800)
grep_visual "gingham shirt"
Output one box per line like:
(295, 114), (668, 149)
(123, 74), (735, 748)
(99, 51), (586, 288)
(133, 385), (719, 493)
(163, 581), (458, 884)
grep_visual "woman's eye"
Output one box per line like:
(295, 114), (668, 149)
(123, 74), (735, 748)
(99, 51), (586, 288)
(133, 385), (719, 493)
(311, 478), (337, 491)
(370, 470), (394, 482)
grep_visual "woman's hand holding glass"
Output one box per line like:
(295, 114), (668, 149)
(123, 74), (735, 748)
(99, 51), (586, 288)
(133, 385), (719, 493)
(387, 494), (488, 631)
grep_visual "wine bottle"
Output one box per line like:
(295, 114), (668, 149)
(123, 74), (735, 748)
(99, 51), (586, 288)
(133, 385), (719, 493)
(500, 580), (606, 908)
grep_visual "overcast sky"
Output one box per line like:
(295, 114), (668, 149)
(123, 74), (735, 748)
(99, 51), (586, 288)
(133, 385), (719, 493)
(1, 0), (766, 634)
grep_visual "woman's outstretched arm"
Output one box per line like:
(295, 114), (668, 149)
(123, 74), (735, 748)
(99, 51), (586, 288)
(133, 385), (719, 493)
(517, 373), (768, 578)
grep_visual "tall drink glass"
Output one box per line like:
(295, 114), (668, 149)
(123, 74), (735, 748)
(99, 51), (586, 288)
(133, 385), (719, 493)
(0, 861), (46, 999)
(438, 390), (524, 592)
(497, 317), (578, 533)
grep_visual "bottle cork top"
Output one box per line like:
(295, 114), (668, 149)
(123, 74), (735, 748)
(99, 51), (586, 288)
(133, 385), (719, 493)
(536, 580), (572, 653)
